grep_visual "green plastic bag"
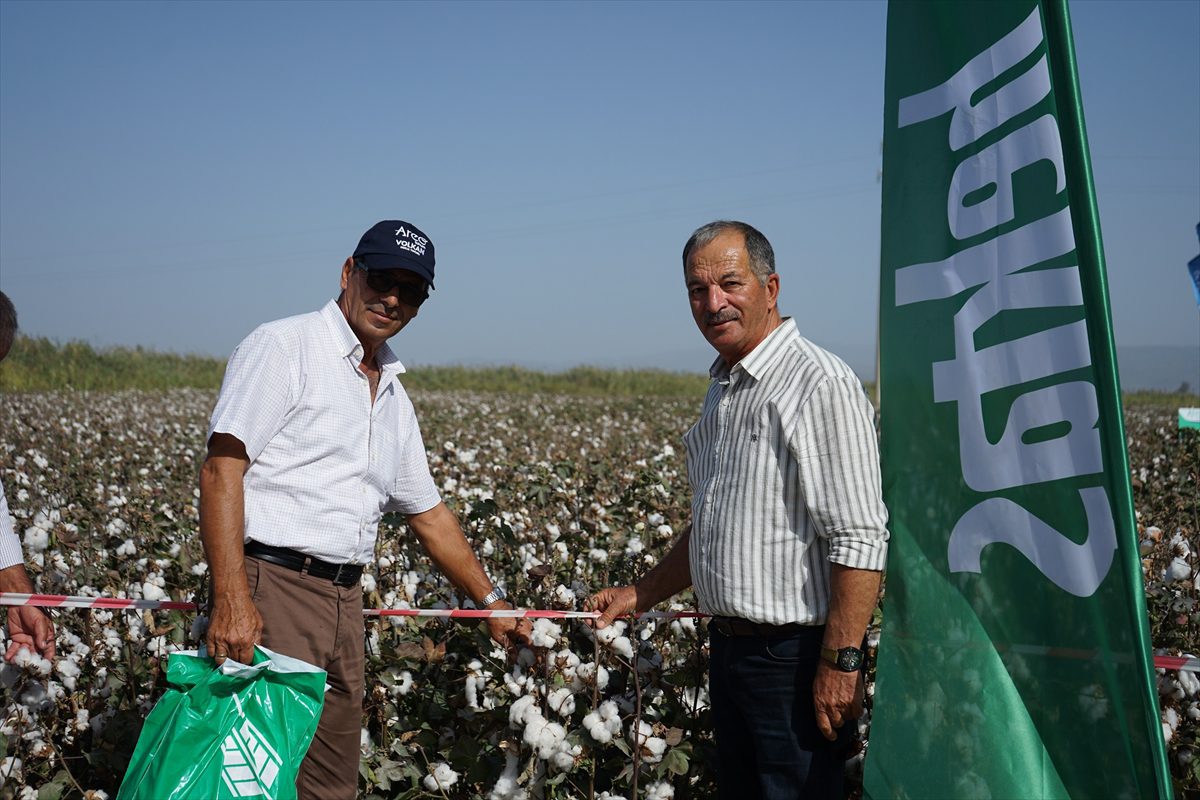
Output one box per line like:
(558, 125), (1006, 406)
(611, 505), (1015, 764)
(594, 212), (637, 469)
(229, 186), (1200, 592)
(117, 646), (327, 800)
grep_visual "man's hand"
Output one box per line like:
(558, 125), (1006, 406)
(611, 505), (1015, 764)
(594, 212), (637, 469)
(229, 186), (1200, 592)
(583, 585), (640, 629)
(205, 590), (262, 666)
(5, 606), (55, 662)
(484, 602), (532, 656)
(813, 662), (864, 740)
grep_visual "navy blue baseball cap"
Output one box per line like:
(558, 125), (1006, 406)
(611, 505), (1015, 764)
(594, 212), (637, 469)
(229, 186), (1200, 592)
(352, 220), (436, 288)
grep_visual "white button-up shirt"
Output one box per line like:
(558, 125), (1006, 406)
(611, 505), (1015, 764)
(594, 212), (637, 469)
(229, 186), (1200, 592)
(685, 317), (889, 625)
(208, 300), (441, 565)
(0, 483), (21, 570)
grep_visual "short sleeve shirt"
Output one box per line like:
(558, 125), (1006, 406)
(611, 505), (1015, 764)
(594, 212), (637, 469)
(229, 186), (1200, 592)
(0, 482), (21, 571)
(208, 300), (441, 564)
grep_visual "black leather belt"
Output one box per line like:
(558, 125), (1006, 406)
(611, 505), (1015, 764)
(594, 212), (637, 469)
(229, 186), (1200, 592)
(244, 541), (364, 588)
(709, 616), (817, 637)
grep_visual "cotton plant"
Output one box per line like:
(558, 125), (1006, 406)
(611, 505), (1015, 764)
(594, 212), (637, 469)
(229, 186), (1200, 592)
(3, 390), (1191, 797)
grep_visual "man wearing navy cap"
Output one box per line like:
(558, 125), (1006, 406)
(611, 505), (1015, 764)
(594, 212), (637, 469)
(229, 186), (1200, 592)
(199, 220), (530, 798)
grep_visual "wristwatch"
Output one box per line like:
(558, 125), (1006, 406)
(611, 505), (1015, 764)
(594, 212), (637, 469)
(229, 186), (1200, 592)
(821, 645), (865, 672)
(480, 586), (506, 607)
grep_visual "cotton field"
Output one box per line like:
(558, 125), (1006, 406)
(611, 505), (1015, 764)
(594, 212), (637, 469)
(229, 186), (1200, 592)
(0, 389), (1195, 798)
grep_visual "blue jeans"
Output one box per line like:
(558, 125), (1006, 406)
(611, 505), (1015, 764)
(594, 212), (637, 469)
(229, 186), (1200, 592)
(710, 625), (853, 800)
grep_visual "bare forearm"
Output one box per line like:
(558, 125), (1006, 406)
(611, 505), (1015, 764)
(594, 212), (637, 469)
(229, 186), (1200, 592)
(0, 564), (34, 593)
(823, 563), (882, 648)
(408, 503), (496, 605)
(633, 526), (693, 611)
(199, 458), (250, 597)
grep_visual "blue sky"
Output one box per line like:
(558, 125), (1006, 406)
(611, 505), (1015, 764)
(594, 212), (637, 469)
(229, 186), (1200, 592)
(1, 0), (1197, 385)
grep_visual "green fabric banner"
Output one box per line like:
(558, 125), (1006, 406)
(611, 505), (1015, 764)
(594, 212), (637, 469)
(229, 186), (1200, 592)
(865, 2), (1171, 798)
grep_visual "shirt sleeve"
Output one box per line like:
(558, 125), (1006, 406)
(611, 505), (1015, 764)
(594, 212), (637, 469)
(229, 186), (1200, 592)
(384, 390), (441, 515)
(208, 328), (295, 461)
(792, 376), (890, 571)
(0, 481), (24, 571)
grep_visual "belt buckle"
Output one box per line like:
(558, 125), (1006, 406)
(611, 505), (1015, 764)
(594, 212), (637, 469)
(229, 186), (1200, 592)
(332, 562), (347, 585)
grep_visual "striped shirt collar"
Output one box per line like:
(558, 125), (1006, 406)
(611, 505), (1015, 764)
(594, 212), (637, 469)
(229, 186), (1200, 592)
(318, 299), (407, 377)
(708, 316), (797, 383)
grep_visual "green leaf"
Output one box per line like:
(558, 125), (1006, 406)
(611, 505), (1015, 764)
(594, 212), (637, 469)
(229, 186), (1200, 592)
(37, 770), (70, 800)
(662, 746), (690, 776)
(374, 758), (407, 791)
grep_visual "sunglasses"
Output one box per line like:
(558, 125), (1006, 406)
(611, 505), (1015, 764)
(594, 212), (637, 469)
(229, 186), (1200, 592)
(354, 261), (429, 308)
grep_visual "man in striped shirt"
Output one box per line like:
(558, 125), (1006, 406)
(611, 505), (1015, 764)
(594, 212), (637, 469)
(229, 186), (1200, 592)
(587, 221), (889, 799)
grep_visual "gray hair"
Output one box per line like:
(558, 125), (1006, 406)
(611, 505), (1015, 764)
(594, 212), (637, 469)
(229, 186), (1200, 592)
(682, 220), (776, 285)
(0, 291), (16, 358)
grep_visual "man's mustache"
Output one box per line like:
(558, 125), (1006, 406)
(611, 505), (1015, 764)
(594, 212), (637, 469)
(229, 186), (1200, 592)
(705, 310), (740, 325)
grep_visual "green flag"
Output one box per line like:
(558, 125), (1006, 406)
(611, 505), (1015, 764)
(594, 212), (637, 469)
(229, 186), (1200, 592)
(865, 2), (1171, 798)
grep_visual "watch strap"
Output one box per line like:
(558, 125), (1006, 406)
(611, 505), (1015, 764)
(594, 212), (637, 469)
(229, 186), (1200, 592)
(821, 645), (864, 672)
(480, 586), (506, 607)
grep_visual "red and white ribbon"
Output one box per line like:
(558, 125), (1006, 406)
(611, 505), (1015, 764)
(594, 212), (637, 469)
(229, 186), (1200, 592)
(366, 608), (705, 620)
(0, 592), (1190, 671)
(0, 592), (701, 621)
(0, 592), (196, 611)
(1152, 654), (1200, 673)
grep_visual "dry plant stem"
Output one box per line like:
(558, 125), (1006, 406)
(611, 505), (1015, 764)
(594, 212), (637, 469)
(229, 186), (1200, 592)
(631, 618), (643, 800)
(47, 735), (87, 797)
(590, 631), (600, 800)
(414, 744), (452, 800)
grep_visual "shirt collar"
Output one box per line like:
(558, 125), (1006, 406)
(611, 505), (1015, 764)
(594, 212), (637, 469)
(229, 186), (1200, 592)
(708, 317), (796, 383)
(319, 300), (407, 377)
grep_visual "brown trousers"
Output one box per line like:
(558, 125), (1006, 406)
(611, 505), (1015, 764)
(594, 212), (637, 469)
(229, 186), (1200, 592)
(245, 556), (364, 800)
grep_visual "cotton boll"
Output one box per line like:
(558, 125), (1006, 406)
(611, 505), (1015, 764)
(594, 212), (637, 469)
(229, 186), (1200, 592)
(23, 527), (49, 552)
(574, 662), (609, 691)
(391, 670), (413, 697)
(531, 619), (562, 648)
(583, 709), (614, 743)
(466, 675), (481, 710)
(361, 573), (377, 594)
(510, 694), (540, 727)
(550, 740), (581, 771)
(630, 720), (666, 763)
(360, 728), (373, 758)
(524, 716), (567, 760)
(547, 687), (575, 718)
(423, 762), (459, 791)
(1164, 706), (1181, 744)
(56, 657), (81, 692)
(18, 682), (50, 711)
(488, 752), (526, 800)
(1166, 557), (1192, 582)
(550, 583), (576, 608)
(645, 780), (675, 800)
(1179, 669), (1200, 698)
(1, 758), (22, 780)
(611, 636), (635, 660)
